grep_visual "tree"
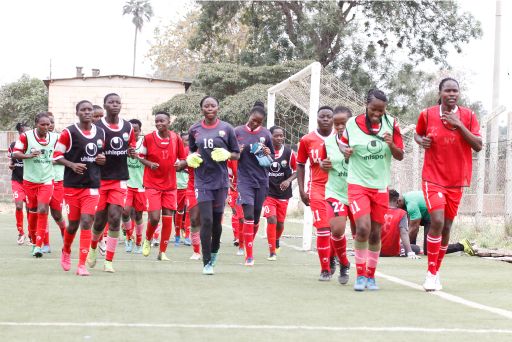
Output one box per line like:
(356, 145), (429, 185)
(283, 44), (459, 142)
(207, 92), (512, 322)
(153, 61), (311, 131)
(189, 1), (482, 93)
(0, 75), (48, 130)
(123, 0), (154, 76)
(148, 9), (249, 81)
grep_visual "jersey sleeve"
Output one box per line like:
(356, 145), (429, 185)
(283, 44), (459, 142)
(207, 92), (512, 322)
(289, 151), (297, 171)
(13, 133), (28, 153)
(188, 127), (197, 153)
(392, 120), (404, 149)
(53, 129), (71, 160)
(296, 137), (308, 164)
(319, 144), (327, 160)
(266, 132), (275, 159)
(139, 135), (148, 157)
(469, 112), (481, 137)
(226, 125), (240, 153)
(341, 130), (349, 145)
(406, 201), (422, 221)
(415, 110), (427, 136)
(176, 134), (186, 160)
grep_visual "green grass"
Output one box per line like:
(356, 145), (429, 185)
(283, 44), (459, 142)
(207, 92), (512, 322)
(1, 213), (512, 342)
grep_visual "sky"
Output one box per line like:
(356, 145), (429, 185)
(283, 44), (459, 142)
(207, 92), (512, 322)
(0, 0), (510, 113)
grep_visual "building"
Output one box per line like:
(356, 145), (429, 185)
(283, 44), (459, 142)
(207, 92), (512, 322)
(44, 67), (190, 130)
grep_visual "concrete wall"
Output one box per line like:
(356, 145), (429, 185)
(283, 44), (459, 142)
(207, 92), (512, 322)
(0, 154), (14, 202)
(47, 76), (185, 132)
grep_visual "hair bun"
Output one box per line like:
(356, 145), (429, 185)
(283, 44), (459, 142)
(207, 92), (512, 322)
(253, 100), (265, 108)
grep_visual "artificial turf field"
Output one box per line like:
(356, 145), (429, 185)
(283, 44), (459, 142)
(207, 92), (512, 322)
(1, 213), (512, 342)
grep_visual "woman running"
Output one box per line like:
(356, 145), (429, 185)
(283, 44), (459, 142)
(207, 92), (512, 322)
(188, 96), (240, 274)
(341, 89), (404, 291)
(235, 101), (274, 266)
(414, 78), (481, 291)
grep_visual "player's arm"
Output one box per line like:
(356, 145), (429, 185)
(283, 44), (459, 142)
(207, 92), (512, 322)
(443, 111), (482, 151)
(137, 138), (159, 170)
(12, 134), (38, 159)
(414, 111), (432, 149)
(383, 119), (404, 161)
(296, 140), (309, 206)
(280, 152), (297, 191)
(399, 216), (420, 259)
(7, 144), (15, 170)
(127, 127), (137, 158)
(227, 126), (240, 160)
(53, 130), (89, 174)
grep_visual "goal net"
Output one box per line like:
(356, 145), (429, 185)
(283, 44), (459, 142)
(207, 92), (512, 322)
(266, 62), (365, 250)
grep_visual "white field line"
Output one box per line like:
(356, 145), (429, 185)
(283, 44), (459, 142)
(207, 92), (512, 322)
(279, 241), (512, 320)
(0, 322), (512, 334)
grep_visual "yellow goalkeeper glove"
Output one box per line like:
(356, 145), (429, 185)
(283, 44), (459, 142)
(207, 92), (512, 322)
(186, 153), (203, 168)
(211, 147), (231, 162)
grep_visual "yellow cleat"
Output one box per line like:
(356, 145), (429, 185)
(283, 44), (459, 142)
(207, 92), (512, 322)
(103, 260), (115, 273)
(86, 247), (97, 268)
(142, 239), (151, 257)
(460, 238), (475, 256)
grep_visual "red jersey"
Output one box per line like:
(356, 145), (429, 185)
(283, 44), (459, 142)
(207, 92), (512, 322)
(141, 131), (186, 190)
(381, 207), (407, 256)
(416, 106), (480, 187)
(297, 130), (333, 200)
(341, 114), (404, 149)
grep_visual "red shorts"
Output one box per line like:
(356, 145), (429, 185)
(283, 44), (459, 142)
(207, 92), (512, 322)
(263, 197), (289, 222)
(50, 181), (64, 211)
(125, 187), (147, 212)
(64, 187), (100, 221)
(422, 181), (463, 221)
(326, 198), (351, 218)
(11, 181), (26, 203)
(23, 180), (53, 208)
(309, 199), (331, 229)
(347, 184), (388, 224)
(97, 180), (128, 211)
(146, 188), (177, 212)
(186, 188), (198, 210)
(177, 189), (187, 212)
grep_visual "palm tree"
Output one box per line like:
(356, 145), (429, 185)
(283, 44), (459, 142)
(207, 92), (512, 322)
(123, 0), (154, 76)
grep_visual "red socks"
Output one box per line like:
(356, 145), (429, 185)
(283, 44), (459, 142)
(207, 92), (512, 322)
(35, 213), (48, 247)
(427, 234), (442, 275)
(15, 209), (24, 235)
(135, 223), (143, 246)
(105, 236), (117, 261)
(184, 214), (190, 239)
(366, 250), (380, 278)
(253, 223), (259, 238)
(316, 230), (331, 272)
(28, 211), (37, 244)
(276, 224), (284, 241)
(231, 216), (239, 240)
(79, 230), (92, 266)
(44, 222), (50, 246)
(238, 220), (245, 249)
(436, 244), (448, 272)
(243, 220), (254, 259)
(90, 233), (101, 249)
(63, 229), (76, 254)
(266, 223), (277, 255)
(191, 231), (200, 253)
(145, 222), (158, 241)
(160, 215), (173, 253)
(331, 235), (349, 266)
(175, 212), (183, 238)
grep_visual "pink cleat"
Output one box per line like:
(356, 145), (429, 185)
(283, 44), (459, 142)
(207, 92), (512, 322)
(61, 250), (71, 271)
(75, 265), (90, 276)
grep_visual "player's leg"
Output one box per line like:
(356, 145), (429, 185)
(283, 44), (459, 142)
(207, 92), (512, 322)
(33, 184), (53, 257)
(275, 199), (289, 254)
(309, 199), (332, 280)
(12, 181), (26, 244)
(122, 188), (135, 252)
(159, 207), (174, 260)
(239, 184), (257, 265)
(328, 201), (350, 285)
(61, 194), (80, 272)
(198, 200), (214, 273)
(49, 181), (66, 238)
(263, 197), (278, 260)
(252, 187), (266, 239)
(103, 203), (123, 272)
(89, 185), (110, 266)
(210, 188), (228, 268)
(189, 204), (201, 260)
(142, 188), (162, 256)
(183, 207), (191, 245)
(365, 191), (388, 291)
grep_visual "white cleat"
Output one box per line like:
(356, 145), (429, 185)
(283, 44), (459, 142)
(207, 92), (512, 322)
(190, 252), (201, 260)
(435, 272), (443, 291)
(423, 271), (437, 292)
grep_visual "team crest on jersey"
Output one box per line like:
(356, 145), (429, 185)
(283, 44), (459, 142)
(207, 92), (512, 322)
(259, 137), (265, 144)
(110, 136), (123, 150)
(367, 139), (383, 154)
(85, 142), (98, 156)
(281, 160), (288, 168)
(218, 130), (225, 138)
(122, 132), (129, 142)
(270, 161), (281, 173)
(97, 139), (103, 149)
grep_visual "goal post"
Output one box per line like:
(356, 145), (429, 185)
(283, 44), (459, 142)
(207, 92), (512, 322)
(266, 62), (364, 251)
